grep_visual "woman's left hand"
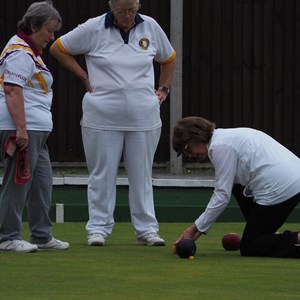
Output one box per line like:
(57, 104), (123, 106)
(173, 224), (202, 246)
(155, 89), (168, 105)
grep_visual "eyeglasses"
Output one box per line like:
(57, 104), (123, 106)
(177, 143), (191, 157)
(183, 144), (192, 156)
(113, 8), (138, 16)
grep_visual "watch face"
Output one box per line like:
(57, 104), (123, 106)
(160, 86), (170, 94)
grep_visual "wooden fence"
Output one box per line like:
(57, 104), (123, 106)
(1, 0), (300, 164)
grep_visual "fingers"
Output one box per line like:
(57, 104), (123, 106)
(16, 131), (29, 151)
(174, 224), (201, 244)
(155, 90), (168, 105)
(82, 77), (93, 93)
(173, 232), (192, 245)
(16, 139), (28, 151)
(158, 94), (167, 105)
(174, 237), (182, 245)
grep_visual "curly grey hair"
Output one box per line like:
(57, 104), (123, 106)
(17, 0), (62, 35)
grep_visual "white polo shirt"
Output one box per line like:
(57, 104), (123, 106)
(195, 128), (300, 233)
(0, 32), (53, 131)
(57, 12), (176, 131)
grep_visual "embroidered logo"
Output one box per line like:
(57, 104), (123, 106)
(139, 38), (150, 50)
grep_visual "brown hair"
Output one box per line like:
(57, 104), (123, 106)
(172, 116), (216, 156)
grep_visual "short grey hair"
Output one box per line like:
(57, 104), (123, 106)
(108, 0), (140, 9)
(17, 0), (62, 35)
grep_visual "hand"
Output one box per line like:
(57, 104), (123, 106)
(82, 76), (92, 93)
(155, 89), (168, 105)
(16, 128), (29, 151)
(173, 224), (202, 246)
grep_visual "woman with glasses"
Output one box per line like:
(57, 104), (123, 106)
(172, 116), (300, 258)
(50, 0), (176, 247)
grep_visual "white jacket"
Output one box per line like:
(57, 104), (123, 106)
(195, 128), (300, 233)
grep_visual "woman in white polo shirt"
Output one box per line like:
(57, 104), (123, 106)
(50, 0), (176, 246)
(172, 116), (300, 258)
(0, 1), (69, 253)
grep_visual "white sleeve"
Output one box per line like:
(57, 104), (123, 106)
(59, 18), (96, 55)
(146, 17), (175, 63)
(3, 51), (34, 87)
(194, 144), (238, 233)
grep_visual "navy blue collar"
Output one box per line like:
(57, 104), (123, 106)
(105, 11), (144, 29)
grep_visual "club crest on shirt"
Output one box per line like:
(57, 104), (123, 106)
(139, 38), (150, 50)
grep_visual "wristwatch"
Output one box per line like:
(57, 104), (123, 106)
(158, 86), (170, 95)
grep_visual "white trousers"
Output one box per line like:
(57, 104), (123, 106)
(82, 126), (161, 238)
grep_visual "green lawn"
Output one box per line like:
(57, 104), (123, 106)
(1, 222), (299, 300)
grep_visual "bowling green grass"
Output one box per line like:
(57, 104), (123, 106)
(1, 222), (299, 300)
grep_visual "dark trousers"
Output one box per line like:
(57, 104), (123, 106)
(232, 184), (300, 258)
(0, 130), (53, 243)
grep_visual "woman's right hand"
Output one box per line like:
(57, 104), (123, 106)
(82, 76), (92, 93)
(16, 128), (29, 151)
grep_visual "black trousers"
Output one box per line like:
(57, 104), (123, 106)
(232, 184), (300, 258)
